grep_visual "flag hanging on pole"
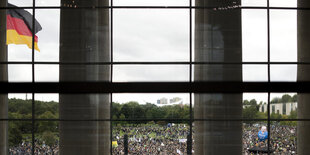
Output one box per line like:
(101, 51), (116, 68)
(6, 3), (42, 51)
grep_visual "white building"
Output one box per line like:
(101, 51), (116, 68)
(259, 102), (297, 115)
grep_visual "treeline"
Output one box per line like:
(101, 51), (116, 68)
(243, 94), (297, 106)
(7, 94), (297, 146)
(8, 98), (58, 146)
(242, 94), (297, 126)
(112, 102), (190, 122)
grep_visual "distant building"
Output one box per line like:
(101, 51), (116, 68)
(170, 97), (182, 103)
(259, 102), (297, 115)
(157, 97), (168, 105)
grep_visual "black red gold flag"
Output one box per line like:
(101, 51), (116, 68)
(6, 3), (42, 51)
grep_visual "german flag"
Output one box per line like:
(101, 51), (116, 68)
(6, 3), (42, 51)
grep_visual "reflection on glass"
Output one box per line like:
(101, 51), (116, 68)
(112, 123), (190, 154)
(9, 121), (32, 154)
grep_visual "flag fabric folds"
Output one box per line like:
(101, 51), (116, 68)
(6, 3), (42, 51)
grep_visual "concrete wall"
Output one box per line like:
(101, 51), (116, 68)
(297, 1), (310, 154)
(194, 0), (242, 154)
(59, 0), (110, 154)
(0, 0), (8, 154)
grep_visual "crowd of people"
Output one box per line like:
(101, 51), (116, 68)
(112, 124), (191, 155)
(243, 123), (297, 154)
(9, 140), (59, 155)
(8, 123), (297, 155)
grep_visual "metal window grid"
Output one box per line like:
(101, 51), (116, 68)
(1, 0), (309, 154)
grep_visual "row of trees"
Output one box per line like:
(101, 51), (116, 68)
(8, 98), (58, 146)
(8, 94), (298, 146)
(242, 94), (297, 126)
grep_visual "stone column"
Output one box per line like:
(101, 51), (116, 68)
(194, 0), (242, 154)
(297, 1), (310, 154)
(59, 0), (110, 154)
(0, 0), (8, 154)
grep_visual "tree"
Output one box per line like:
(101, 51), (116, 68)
(41, 131), (57, 146)
(282, 94), (293, 103)
(271, 97), (282, 104)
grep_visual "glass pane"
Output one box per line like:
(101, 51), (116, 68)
(270, 10), (297, 62)
(271, 121), (297, 154)
(9, 121), (33, 154)
(270, 93), (298, 119)
(36, 0), (60, 6)
(58, 0), (109, 7)
(35, 9), (60, 62)
(270, 64), (297, 82)
(8, 0), (32, 7)
(243, 121), (269, 154)
(7, 8), (34, 61)
(9, 93), (32, 119)
(35, 94), (59, 119)
(114, 0), (188, 6)
(243, 65), (268, 82)
(113, 9), (189, 62)
(242, 9), (267, 62)
(243, 93), (268, 119)
(113, 65), (189, 82)
(242, 0), (266, 7)
(270, 0), (297, 7)
(35, 121), (59, 154)
(193, 65), (242, 81)
(8, 65), (32, 82)
(112, 122), (190, 154)
(35, 65), (59, 82)
(112, 93), (190, 120)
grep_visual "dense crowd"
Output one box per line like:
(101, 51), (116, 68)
(112, 124), (192, 155)
(9, 141), (59, 155)
(243, 123), (297, 154)
(8, 123), (297, 155)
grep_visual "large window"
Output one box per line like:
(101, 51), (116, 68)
(1, 0), (308, 154)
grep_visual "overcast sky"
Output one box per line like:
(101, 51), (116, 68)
(7, 0), (297, 104)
